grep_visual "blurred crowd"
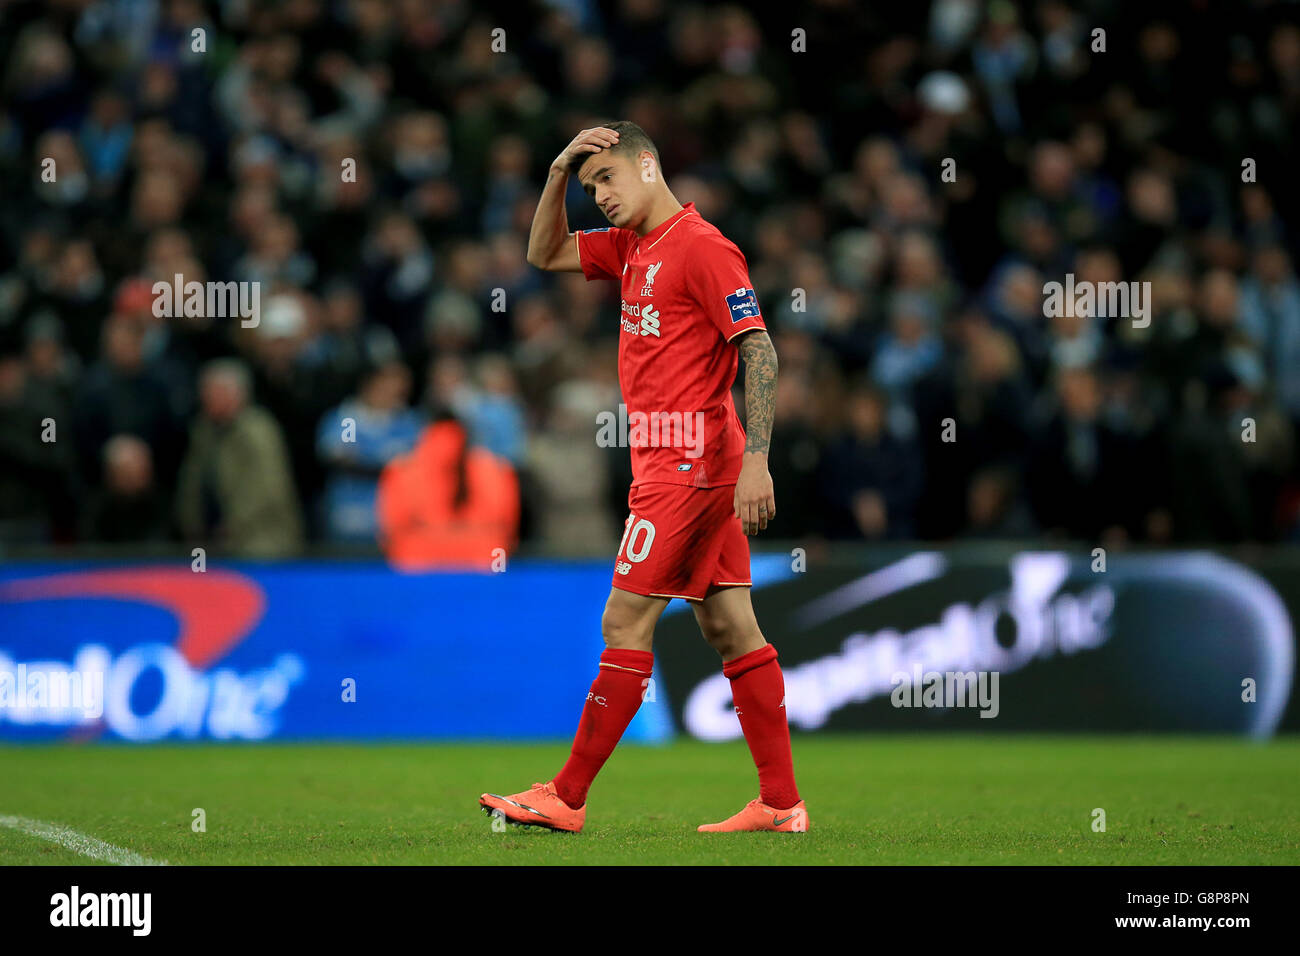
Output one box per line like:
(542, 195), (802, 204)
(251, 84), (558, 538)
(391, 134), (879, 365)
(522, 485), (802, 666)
(2, 0), (1300, 557)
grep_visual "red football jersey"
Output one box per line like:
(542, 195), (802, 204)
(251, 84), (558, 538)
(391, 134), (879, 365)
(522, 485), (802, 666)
(575, 201), (766, 488)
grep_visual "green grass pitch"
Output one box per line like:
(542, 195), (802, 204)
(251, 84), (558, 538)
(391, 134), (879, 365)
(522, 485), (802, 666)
(1, 735), (1297, 865)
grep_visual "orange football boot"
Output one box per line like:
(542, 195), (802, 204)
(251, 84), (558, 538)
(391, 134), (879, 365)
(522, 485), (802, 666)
(479, 781), (585, 833)
(697, 797), (811, 833)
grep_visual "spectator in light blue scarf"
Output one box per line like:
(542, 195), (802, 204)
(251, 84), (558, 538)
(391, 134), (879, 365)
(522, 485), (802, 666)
(317, 360), (423, 544)
(871, 291), (944, 397)
(1239, 244), (1300, 422)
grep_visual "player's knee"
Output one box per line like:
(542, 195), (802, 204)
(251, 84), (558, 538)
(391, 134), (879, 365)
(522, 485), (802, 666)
(698, 618), (740, 658)
(601, 605), (653, 650)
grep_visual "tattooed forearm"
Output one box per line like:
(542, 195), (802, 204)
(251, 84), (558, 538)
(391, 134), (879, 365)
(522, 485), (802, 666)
(737, 330), (778, 455)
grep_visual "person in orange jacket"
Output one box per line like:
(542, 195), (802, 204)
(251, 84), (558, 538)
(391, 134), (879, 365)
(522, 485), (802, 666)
(376, 411), (519, 571)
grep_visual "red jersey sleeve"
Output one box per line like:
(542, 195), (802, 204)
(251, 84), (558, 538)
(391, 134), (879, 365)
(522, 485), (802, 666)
(685, 234), (767, 341)
(575, 226), (636, 281)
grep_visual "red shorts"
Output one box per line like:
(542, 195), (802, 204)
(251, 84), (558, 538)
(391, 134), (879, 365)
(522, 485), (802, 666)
(611, 482), (752, 602)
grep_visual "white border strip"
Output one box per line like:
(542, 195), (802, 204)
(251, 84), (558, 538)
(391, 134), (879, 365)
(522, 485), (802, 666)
(0, 814), (168, 866)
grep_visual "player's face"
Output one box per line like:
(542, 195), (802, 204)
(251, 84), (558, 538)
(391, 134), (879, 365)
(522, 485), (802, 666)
(579, 151), (646, 228)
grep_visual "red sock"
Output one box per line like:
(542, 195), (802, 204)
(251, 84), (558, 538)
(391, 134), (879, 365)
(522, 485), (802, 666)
(725, 644), (800, 810)
(553, 648), (653, 809)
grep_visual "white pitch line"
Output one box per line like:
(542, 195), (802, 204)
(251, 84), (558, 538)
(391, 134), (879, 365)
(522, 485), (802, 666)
(0, 814), (168, 866)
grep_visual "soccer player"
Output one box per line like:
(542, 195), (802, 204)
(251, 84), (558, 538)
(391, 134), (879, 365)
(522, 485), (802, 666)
(479, 122), (808, 833)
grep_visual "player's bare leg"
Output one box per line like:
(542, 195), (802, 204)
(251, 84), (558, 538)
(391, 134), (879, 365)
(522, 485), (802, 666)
(597, 585), (668, 652)
(693, 584), (809, 832)
(692, 582), (766, 662)
(479, 587), (666, 831)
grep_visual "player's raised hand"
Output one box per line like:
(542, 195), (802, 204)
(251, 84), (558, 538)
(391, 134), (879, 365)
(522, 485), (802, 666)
(734, 456), (776, 535)
(552, 127), (620, 174)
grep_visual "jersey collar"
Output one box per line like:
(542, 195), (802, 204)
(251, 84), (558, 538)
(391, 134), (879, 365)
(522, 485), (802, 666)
(639, 202), (695, 247)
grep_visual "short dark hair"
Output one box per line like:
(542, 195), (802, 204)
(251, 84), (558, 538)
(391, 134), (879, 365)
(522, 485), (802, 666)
(568, 119), (661, 178)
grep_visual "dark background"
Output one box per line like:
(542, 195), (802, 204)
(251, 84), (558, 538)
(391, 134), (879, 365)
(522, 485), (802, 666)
(2, 0), (1299, 558)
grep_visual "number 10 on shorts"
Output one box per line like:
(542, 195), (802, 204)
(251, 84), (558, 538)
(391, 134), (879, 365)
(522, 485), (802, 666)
(617, 513), (656, 574)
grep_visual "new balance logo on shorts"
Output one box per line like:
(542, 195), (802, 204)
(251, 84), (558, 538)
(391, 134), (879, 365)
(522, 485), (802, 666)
(615, 561), (632, 575)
